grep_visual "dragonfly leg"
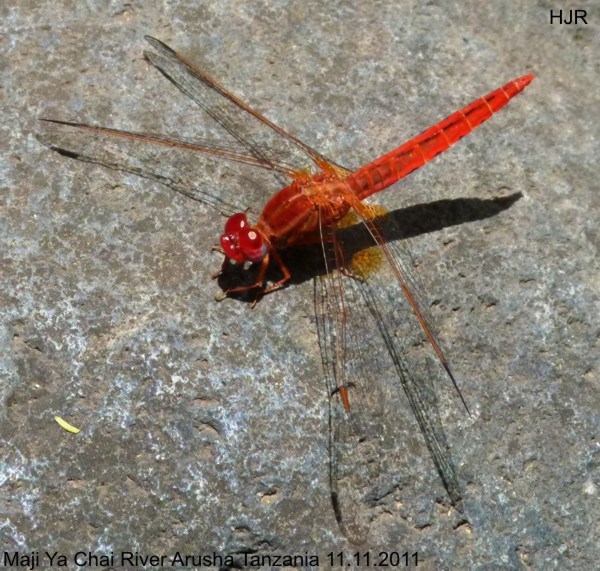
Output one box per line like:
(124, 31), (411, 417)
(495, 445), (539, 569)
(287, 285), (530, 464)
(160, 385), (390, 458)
(217, 248), (292, 304)
(211, 250), (230, 280)
(219, 252), (272, 297)
(259, 249), (291, 294)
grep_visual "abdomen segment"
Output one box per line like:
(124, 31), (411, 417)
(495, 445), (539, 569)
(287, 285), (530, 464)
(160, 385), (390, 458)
(346, 74), (534, 200)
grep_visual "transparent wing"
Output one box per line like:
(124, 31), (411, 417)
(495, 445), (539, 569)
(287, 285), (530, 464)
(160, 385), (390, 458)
(315, 206), (464, 542)
(142, 36), (348, 186)
(37, 37), (351, 216)
(36, 118), (292, 216)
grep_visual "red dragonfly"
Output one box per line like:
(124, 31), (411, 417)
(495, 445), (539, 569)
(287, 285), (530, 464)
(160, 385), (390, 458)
(38, 36), (533, 540)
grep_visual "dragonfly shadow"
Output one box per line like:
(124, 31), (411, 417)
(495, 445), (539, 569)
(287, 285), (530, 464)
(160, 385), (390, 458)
(216, 192), (522, 301)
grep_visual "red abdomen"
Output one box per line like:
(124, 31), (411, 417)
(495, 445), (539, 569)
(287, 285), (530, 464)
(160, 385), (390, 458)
(257, 75), (534, 249)
(345, 74), (534, 199)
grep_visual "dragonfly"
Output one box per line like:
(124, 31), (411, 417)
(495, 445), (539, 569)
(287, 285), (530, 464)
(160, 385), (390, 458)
(38, 36), (533, 541)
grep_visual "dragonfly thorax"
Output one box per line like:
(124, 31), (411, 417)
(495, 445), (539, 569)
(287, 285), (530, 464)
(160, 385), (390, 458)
(220, 212), (268, 264)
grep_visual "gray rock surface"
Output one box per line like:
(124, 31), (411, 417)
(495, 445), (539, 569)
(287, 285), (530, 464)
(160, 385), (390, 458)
(1, 1), (597, 569)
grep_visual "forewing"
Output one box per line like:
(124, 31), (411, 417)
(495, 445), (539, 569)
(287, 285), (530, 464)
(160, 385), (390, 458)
(315, 258), (389, 543)
(36, 119), (296, 216)
(38, 37), (352, 217)
(315, 208), (463, 541)
(143, 36), (349, 186)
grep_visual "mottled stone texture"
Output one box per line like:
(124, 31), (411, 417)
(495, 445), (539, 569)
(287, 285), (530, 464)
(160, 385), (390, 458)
(1, 1), (597, 569)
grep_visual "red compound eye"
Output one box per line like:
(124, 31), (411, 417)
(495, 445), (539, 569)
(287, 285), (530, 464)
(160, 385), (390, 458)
(224, 212), (248, 234)
(220, 212), (266, 263)
(220, 232), (244, 263)
(238, 227), (266, 263)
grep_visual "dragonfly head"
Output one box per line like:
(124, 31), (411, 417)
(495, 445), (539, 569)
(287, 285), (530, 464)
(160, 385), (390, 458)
(220, 213), (268, 264)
